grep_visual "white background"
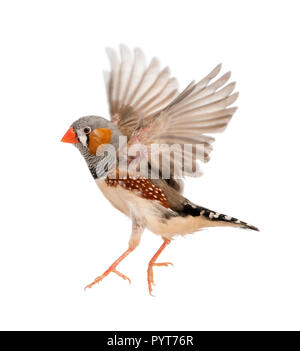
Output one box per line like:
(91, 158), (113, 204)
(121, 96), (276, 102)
(0, 0), (299, 331)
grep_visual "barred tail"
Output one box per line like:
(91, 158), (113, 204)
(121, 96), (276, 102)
(180, 202), (259, 231)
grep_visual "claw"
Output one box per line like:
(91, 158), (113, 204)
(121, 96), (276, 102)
(147, 261), (173, 295)
(84, 268), (132, 291)
(153, 262), (174, 267)
(113, 269), (131, 284)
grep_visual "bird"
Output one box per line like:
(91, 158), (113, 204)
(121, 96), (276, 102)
(61, 45), (258, 296)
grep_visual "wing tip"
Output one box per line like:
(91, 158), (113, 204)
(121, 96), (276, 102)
(211, 63), (222, 77)
(119, 43), (131, 58)
(231, 91), (239, 103)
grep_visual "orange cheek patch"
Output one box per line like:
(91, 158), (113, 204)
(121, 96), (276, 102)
(88, 128), (112, 155)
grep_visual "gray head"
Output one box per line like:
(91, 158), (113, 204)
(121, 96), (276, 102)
(61, 115), (122, 178)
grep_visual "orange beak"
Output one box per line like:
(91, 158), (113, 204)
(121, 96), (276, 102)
(61, 127), (79, 143)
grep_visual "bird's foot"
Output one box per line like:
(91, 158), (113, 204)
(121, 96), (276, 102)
(84, 267), (131, 290)
(147, 261), (173, 296)
(84, 247), (134, 291)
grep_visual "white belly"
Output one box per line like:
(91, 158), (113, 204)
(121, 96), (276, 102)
(95, 179), (215, 238)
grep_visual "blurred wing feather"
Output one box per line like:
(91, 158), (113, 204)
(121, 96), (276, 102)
(129, 64), (238, 177)
(104, 45), (179, 136)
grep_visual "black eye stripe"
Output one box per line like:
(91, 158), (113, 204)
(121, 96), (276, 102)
(74, 129), (79, 140)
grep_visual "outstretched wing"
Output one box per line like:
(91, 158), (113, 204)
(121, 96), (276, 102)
(104, 45), (179, 137)
(127, 63), (238, 178)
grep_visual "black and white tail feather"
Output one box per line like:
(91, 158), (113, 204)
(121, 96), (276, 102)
(181, 201), (259, 231)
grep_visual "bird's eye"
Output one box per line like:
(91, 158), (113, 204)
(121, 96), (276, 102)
(83, 127), (91, 134)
